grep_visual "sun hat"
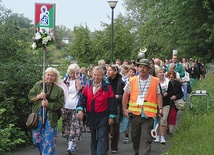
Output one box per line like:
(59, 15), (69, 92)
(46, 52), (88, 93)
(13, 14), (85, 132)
(137, 58), (152, 68)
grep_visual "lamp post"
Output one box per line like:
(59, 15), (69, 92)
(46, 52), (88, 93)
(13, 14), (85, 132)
(108, 1), (118, 63)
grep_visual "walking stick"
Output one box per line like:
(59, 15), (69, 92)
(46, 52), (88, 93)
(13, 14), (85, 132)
(42, 46), (46, 128)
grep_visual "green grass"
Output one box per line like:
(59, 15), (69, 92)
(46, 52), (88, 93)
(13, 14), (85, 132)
(165, 71), (214, 155)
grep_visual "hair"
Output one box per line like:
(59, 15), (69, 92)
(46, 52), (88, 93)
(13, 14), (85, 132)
(45, 67), (61, 83)
(166, 70), (176, 79)
(169, 63), (176, 70)
(116, 59), (121, 63)
(80, 67), (87, 72)
(87, 64), (95, 71)
(109, 64), (118, 73)
(123, 59), (130, 64)
(92, 66), (105, 75)
(128, 66), (136, 74)
(155, 67), (163, 75)
(121, 64), (129, 70)
(98, 59), (105, 66)
(67, 63), (80, 74)
(130, 60), (136, 66)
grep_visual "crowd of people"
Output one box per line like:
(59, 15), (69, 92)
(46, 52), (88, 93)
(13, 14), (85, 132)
(28, 54), (207, 155)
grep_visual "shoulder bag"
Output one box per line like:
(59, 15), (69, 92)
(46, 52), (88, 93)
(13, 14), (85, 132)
(174, 99), (185, 110)
(26, 107), (40, 129)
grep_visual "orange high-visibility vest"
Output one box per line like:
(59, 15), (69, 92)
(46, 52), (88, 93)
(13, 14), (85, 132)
(128, 76), (159, 117)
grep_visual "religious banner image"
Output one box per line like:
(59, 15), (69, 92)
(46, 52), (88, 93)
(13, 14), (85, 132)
(35, 3), (55, 35)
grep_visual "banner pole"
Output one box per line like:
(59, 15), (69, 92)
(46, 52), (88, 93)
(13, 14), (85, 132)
(42, 46), (46, 128)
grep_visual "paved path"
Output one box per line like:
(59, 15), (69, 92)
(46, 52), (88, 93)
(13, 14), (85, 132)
(10, 111), (181, 155)
(10, 131), (170, 155)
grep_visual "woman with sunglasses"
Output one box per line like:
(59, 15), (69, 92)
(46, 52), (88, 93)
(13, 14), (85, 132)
(106, 64), (125, 154)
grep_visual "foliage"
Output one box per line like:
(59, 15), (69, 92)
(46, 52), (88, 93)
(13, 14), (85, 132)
(0, 6), (41, 153)
(166, 68), (214, 154)
(123, 0), (214, 62)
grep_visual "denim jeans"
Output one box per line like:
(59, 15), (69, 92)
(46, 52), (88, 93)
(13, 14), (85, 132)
(91, 126), (107, 155)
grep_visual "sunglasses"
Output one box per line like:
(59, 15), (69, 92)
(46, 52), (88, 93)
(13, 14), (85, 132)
(110, 64), (118, 72)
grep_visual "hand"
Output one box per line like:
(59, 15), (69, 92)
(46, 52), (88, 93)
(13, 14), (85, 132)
(108, 118), (114, 125)
(38, 92), (46, 100)
(163, 92), (168, 97)
(115, 95), (119, 99)
(77, 110), (84, 120)
(158, 108), (163, 117)
(170, 95), (176, 100)
(123, 109), (130, 118)
(41, 99), (48, 107)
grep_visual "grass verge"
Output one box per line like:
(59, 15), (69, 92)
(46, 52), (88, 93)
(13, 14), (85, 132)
(165, 70), (214, 155)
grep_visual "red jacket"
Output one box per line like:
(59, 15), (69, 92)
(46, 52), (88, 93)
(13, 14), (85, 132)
(77, 78), (117, 129)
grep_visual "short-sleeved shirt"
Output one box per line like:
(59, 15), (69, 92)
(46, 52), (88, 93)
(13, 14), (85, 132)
(124, 75), (160, 118)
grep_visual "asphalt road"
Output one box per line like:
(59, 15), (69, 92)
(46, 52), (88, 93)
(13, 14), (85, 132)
(10, 113), (178, 155)
(10, 131), (170, 155)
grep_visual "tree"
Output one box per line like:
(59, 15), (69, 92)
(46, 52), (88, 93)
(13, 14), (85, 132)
(123, 0), (214, 61)
(0, 7), (41, 153)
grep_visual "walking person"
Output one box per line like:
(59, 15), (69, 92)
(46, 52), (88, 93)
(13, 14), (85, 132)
(166, 71), (184, 136)
(121, 66), (136, 144)
(106, 64), (125, 153)
(154, 68), (175, 144)
(181, 65), (190, 101)
(28, 67), (64, 155)
(76, 66), (117, 155)
(122, 59), (163, 155)
(62, 64), (83, 154)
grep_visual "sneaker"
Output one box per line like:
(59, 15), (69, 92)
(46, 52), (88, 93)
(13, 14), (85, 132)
(66, 149), (72, 155)
(154, 136), (160, 143)
(123, 137), (130, 144)
(160, 136), (166, 144)
(111, 150), (118, 154)
(71, 146), (78, 152)
(169, 132), (173, 137)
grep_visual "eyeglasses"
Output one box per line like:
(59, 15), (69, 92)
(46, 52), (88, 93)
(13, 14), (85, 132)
(110, 64), (118, 72)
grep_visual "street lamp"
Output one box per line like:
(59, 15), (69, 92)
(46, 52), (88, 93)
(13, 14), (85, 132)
(108, 1), (118, 63)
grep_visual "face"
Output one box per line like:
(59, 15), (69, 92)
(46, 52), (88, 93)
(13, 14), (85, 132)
(68, 70), (75, 80)
(172, 55), (178, 63)
(93, 69), (103, 84)
(157, 69), (164, 79)
(116, 60), (121, 66)
(107, 66), (117, 78)
(81, 69), (87, 76)
(121, 67), (128, 75)
(182, 58), (186, 63)
(168, 74), (175, 81)
(45, 72), (56, 84)
(128, 70), (135, 78)
(123, 61), (129, 65)
(138, 65), (150, 78)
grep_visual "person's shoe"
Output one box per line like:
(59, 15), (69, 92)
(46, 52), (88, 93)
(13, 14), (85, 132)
(169, 132), (173, 137)
(160, 136), (166, 144)
(123, 137), (130, 144)
(71, 146), (78, 152)
(111, 150), (118, 154)
(154, 136), (160, 143)
(66, 149), (72, 155)
(87, 127), (90, 132)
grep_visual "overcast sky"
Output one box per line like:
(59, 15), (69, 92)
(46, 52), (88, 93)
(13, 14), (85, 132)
(1, 0), (125, 31)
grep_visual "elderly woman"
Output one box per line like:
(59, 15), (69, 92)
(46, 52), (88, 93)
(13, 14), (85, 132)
(62, 64), (82, 154)
(28, 67), (64, 155)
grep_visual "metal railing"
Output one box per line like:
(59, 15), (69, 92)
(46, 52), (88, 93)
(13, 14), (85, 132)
(189, 90), (210, 111)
